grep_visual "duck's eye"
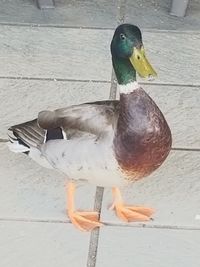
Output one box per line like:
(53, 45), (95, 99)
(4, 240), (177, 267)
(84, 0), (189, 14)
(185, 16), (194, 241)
(120, 33), (126, 40)
(137, 55), (140, 60)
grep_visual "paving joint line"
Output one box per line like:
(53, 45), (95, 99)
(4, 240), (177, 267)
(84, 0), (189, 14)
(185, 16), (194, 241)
(0, 76), (111, 84)
(86, 187), (104, 267)
(0, 217), (200, 232)
(86, 1), (126, 266)
(0, 22), (200, 35)
(86, 66), (117, 267)
(0, 22), (114, 30)
(140, 81), (200, 88)
(0, 76), (200, 88)
(118, 0), (126, 24)
(103, 222), (200, 231)
(0, 217), (70, 224)
(171, 147), (200, 152)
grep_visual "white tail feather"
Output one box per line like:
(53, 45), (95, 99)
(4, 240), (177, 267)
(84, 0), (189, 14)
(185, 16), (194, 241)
(7, 140), (30, 153)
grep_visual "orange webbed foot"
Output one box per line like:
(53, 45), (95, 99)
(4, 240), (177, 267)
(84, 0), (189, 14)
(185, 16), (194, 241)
(111, 187), (154, 222)
(113, 204), (154, 222)
(66, 181), (103, 231)
(68, 211), (103, 231)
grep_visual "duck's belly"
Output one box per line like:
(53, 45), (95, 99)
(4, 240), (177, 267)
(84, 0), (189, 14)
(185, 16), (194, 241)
(41, 138), (127, 187)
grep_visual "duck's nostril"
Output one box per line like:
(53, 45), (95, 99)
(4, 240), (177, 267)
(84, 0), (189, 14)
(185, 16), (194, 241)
(148, 74), (154, 81)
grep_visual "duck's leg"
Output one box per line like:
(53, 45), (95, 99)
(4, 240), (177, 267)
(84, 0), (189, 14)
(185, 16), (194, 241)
(110, 187), (154, 222)
(66, 181), (103, 231)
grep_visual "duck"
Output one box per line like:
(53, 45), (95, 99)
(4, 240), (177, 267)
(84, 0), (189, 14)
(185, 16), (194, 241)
(7, 24), (172, 231)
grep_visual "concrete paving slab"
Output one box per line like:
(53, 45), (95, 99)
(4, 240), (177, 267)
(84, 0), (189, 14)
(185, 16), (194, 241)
(126, 0), (200, 31)
(96, 226), (200, 267)
(0, 143), (97, 220)
(0, 0), (118, 28)
(0, 79), (110, 138)
(1, 26), (200, 86)
(0, 221), (90, 267)
(1, 0), (200, 31)
(0, 25), (112, 81)
(100, 150), (200, 228)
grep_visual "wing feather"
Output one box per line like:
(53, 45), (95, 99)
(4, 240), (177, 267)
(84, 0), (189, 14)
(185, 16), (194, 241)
(8, 100), (120, 149)
(38, 100), (120, 136)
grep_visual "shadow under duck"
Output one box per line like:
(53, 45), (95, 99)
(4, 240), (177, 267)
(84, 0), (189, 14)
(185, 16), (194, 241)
(8, 24), (172, 231)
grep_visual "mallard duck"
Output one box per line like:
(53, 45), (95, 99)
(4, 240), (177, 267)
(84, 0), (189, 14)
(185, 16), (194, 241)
(8, 24), (172, 231)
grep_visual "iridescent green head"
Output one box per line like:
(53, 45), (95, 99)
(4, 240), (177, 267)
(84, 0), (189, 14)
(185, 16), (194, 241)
(111, 24), (157, 85)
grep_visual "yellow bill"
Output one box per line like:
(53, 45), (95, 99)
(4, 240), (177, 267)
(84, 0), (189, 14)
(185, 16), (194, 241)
(129, 46), (157, 78)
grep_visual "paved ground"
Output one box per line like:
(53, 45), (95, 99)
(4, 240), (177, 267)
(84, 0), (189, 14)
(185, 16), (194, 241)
(0, 0), (200, 266)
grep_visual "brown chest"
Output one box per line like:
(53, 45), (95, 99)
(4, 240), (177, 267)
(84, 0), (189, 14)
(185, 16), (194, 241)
(114, 89), (172, 181)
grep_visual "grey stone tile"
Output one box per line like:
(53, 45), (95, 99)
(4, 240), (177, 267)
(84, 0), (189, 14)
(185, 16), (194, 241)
(100, 150), (200, 228)
(0, 143), (97, 220)
(0, 221), (90, 267)
(0, 25), (113, 81)
(96, 226), (200, 267)
(1, 25), (200, 86)
(126, 0), (200, 31)
(0, 79), (110, 138)
(0, 0), (118, 28)
(1, 0), (199, 31)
